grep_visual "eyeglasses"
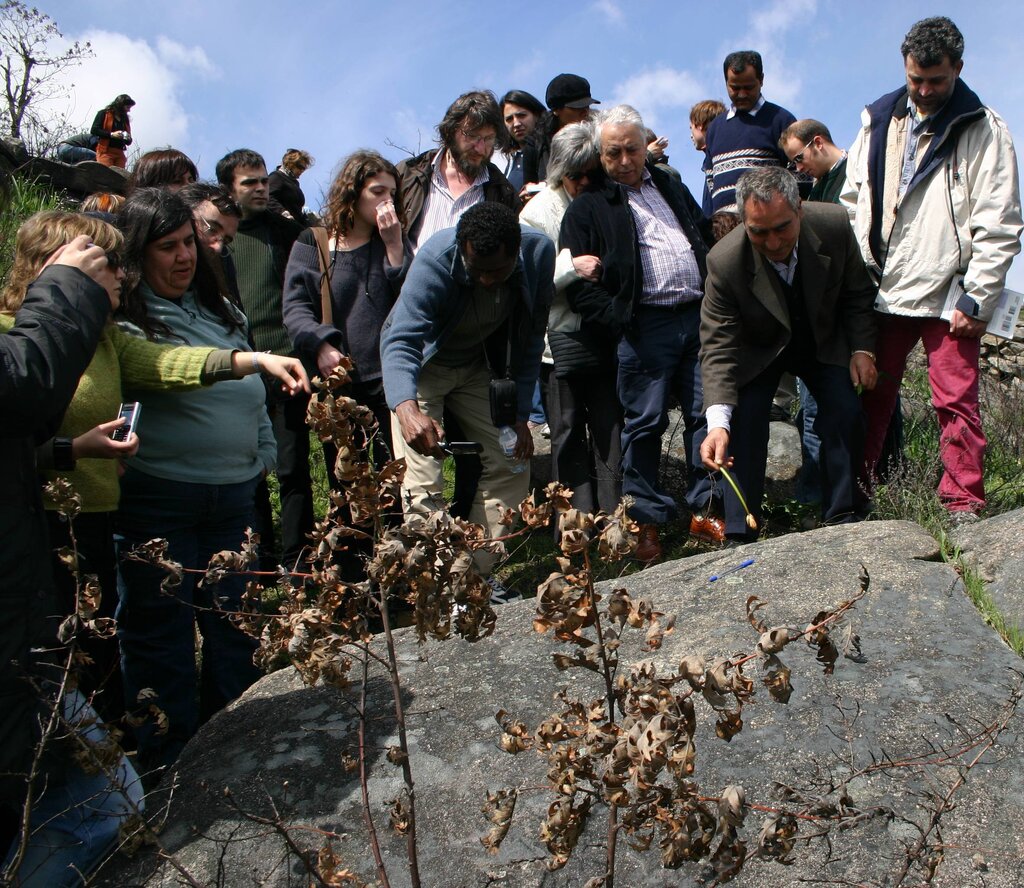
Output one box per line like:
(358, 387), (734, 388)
(196, 215), (233, 246)
(787, 139), (815, 170)
(459, 128), (497, 148)
(105, 251), (122, 272)
(566, 169), (599, 182)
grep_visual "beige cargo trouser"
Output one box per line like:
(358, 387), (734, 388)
(390, 357), (528, 574)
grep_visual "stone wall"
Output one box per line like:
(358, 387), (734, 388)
(982, 323), (1024, 389)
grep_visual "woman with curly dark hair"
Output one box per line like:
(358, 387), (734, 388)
(283, 149), (412, 472)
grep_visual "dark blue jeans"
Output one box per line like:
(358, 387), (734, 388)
(616, 304), (714, 524)
(795, 380), (823, 505)
(729, 357), (865, 539)
(2, 690), (143, 887)
(114, 468), (261, 774)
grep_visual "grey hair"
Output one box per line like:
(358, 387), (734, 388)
(735, 167), (801, 220)
(546, 121), (600, 190)
(598, 104), (646, 138)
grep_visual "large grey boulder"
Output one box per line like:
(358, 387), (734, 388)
(950, 508), (1024, 633)
(99, 520), (1024, 887)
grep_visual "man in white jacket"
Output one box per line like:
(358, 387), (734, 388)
(842, 16), (1023, 522)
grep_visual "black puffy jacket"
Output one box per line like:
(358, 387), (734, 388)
(0, 265), (108, 810)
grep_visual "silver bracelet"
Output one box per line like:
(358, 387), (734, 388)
(252, 351), (262, 372)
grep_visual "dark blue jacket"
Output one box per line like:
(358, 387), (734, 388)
(380, 226), (555, 419)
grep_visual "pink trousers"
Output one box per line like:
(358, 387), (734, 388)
(861, 314), (985, 512)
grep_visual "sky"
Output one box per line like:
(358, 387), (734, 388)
(39, 0), (1024, 288)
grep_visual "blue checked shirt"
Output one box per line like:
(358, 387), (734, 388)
(625, 169), (704, 306)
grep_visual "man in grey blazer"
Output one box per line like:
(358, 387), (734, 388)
(699, 168), (878, 543)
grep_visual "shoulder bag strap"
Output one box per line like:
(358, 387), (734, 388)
(310, 226), (333, 327)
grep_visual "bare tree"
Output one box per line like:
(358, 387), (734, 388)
(0, 2), (92, 151)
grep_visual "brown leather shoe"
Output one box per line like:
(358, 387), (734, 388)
(635, 523), (662, 564)
(689, 513), (726, 544)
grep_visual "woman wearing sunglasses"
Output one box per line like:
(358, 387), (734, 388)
(518, 122), (622, 517)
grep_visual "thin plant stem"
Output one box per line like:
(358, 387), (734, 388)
(718, 464), (757, 528)
(358, 640), (391, 888)
(374, 580), (422, 888)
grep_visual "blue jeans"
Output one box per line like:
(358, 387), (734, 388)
(616, 304), (714, 524)
(114, 468), (262, 774)
(528, 379), (546, 425)
(56, 144), (96, 164)
(795, 380), (822, 505)
(3, 689), (143, 886)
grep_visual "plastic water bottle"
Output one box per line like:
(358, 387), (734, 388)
(498, 425), (527, 474)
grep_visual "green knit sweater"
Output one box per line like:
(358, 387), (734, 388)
(0, 314), (232, 512)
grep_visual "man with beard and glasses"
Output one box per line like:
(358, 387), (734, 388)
(398, 90), (521, 254)
(397, 90), (523, 521)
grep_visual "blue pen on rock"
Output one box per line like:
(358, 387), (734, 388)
(709, 558), (755, 583)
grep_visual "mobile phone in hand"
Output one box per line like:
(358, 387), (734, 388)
(111, 401), (140, 441)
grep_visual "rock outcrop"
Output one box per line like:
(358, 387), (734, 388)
(98, 517), (1024, 887)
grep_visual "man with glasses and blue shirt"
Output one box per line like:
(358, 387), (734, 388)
(561, 104), (723, 565)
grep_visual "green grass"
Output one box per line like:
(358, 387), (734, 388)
(866, 363), (1024, 654)
(871, 365), (1024, 533)
(944, 540), (1024, 658)
(0, 175), (68, 283)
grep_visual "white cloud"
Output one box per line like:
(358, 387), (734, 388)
(734, 0), (818, 106)
(155, 36), (218, 77)
(592, 0), (624, 25)
(749, 0), (817, 40)
(386, 107), (436, 160)
(40, 29), (218, 157)
(609, 66), (706, 130)
(506, 50), (546, 88)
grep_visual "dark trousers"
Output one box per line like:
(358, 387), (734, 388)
(616, 304), (713, 524)
(268, 389), (314, 568)
(46, 510), (125, 726)
(115, 468), (262, 773)
(320, 378), (399, 582)
(728, 353), (865, 539)
(549, 369), (622, 514)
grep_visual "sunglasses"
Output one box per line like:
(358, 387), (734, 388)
(787, 139), (815, 170)
(566, 169), (599, 182)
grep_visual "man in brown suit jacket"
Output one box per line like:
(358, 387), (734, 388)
(699, 168), (878, 543)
